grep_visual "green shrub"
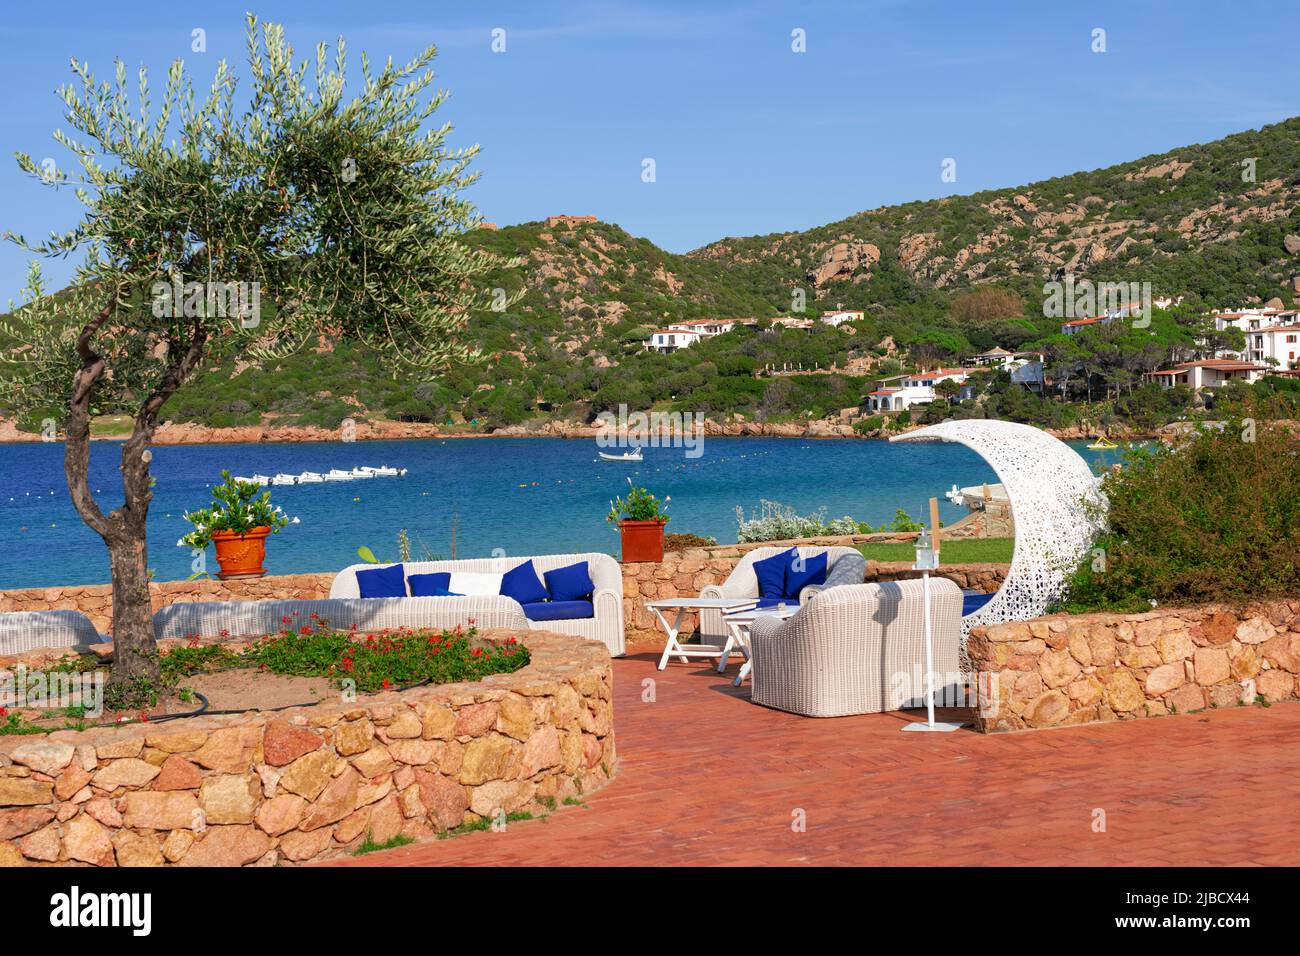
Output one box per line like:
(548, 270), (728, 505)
(735, 500), (857, 543)
(1060, 419), (1300, 611)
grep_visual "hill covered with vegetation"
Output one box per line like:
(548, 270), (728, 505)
(5, 116), (1299, 434)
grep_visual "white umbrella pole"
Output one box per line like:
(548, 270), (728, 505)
(922, 569), (935, 727)
(902, 566), (965, 733)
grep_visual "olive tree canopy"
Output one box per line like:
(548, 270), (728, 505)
(1, 15), (519, 696)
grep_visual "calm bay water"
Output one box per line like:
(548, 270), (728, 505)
(0, 437), (1118, 590)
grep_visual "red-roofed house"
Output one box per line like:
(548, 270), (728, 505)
(1244, 324), (1300, 369)
(665, 318), (736, 337)
(1148, 359), (1271, 390)
(1060, 303), (1151, 335)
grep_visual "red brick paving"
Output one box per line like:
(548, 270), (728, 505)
(327, 651), (1300, 867)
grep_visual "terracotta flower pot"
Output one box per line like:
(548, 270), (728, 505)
(212, 526), (271, 579)
(618, 519), (666, 563)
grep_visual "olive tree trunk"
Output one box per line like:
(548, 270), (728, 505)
(65, 298), (207, 691)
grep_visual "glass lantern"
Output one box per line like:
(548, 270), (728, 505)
(913, 527), (937, 571)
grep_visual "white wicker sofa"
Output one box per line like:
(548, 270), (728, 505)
(0, 610), (105, 656)
(747, 578), (963, 717)
(697, 545), (864, 649)
(330, 552), (625, 656)
(153, 596), (529, 643)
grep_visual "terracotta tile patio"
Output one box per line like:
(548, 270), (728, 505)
(327, 650), (1300, 867)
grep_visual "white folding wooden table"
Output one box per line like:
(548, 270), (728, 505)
(645, 597), (758, 671)
(721, 603), (801, 686)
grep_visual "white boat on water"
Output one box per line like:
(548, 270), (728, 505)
(597, 448), (644, 462)
(297, 472), (324, 484)
(323, 469), (354, 482)
(361, 465), (401, 477)
(349, 467), (376, 479)
(945, 482), (1008, 511)
(233, 475), (262, 486)
(270, 473), (298, 486)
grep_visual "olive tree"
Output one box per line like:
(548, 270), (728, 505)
(1, 16), (518, 696)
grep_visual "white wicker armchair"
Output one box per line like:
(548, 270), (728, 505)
(746, 578), (963, 717)
(330, 552), (625, 656)
(697, 546), (863, 649)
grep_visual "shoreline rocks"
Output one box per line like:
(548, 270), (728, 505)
(0, 414), (1167, 445)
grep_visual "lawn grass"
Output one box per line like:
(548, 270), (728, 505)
(856, 537), (1014, 564)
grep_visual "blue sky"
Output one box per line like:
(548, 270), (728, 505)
(1, 0), (1297, 296)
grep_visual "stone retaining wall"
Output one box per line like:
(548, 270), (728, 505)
(969, 601), (1300, 732)
(0, 629), (614, 866)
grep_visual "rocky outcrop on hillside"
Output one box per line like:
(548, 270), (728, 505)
(806, 239), (881, 287)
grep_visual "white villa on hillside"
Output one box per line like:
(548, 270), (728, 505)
(820, 310), (865, 327)
(1214, 308), (1300, 337)
(669, 318), (736, 337)
(867, 368), (973, 413)
(1059, 296), (1180, 335)
(1244, 323), (1300, 369)
(644, 318), (739, 353)
(866, 383), (931, 413)
(645, 328), (702, 353)
(1148, 359), (1271, 390)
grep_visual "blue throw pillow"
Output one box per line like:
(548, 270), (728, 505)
(407, 572), (453, 597)
(753, 548), (796, 599)
(785, 551), (828, 597)
(500, 560), (549, 605)
(356, 563), (406, 598)
(544, 562), (595, 602)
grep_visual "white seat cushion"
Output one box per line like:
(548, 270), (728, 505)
(448, 571), (505, 597)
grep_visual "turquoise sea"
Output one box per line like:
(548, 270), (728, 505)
(0, 437), (1122, 590)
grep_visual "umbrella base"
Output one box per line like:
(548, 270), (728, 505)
(901, 720), (966, 733)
